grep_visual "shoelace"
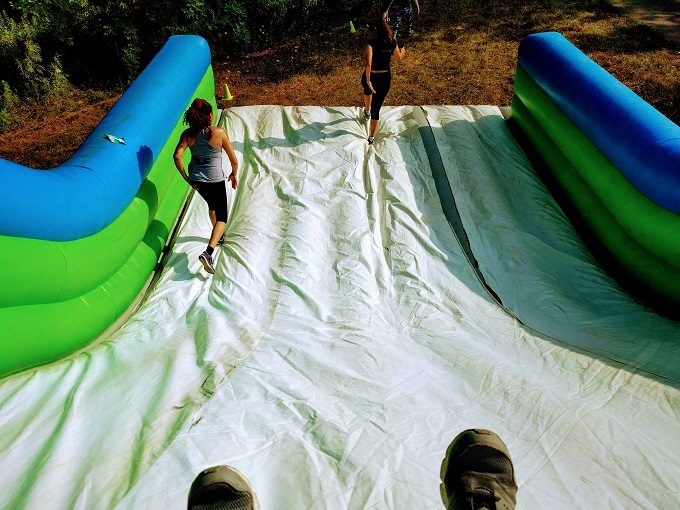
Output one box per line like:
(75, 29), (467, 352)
(462, 487), (500, 510)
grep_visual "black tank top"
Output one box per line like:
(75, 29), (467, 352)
(368, 37), (398, 71)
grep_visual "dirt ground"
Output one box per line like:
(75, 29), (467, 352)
(609, 0), (680, 44)
(1, 1), (678, 169)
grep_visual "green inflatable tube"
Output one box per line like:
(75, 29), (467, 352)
(513, 65), (680, 269)
(510, 96), (680, 303)
(0, 69), (215, 308)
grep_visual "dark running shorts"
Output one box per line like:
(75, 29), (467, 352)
(192, 180), (229, 223)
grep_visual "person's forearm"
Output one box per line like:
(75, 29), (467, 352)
(226, 146), (239, 174)
(227, 157), (239, 188)
(173, 157), (191, 183)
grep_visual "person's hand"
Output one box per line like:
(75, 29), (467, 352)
(228, 172), (238, 189)
(368, 81), (376, 94)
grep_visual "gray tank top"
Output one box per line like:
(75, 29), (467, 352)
(188, 130), (224, 182)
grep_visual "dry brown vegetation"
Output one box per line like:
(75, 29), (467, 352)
(1, 0), (678, 169)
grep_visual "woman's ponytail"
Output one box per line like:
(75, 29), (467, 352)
(376, 16), (394, 44)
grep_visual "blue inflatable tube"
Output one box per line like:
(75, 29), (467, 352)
(0, 35), (211, 241)
(518, 32), (680, 213)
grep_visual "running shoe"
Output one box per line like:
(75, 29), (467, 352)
(218, 234), (225, 246)
(199, 251), (215, 274)
(188, 465), (259, 510)
(367, 136), (375, 145)
(363, 109), (371, 121)
(440, 429), (517, 510)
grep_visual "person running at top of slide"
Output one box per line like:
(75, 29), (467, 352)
(173, 98), (238, 275)
(383, 0), (420, 40)
(361, 15), (406, 145)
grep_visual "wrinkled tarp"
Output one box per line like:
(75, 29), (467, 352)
(1, 106), (678, 510)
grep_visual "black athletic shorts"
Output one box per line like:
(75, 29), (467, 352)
(192, 180), (229, 223)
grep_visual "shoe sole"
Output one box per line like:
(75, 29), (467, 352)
(199, 254), (215, 274)
(439, 429), (512, 509)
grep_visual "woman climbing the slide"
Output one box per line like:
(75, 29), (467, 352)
(361, 15), (405, 145)
(173, 98), (238, 275)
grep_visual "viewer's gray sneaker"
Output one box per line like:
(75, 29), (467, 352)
(440, 429), (517, 510)
(188, 465), (259, 510)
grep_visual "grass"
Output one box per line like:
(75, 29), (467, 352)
(1, 0), (678, 169)
(0, 88), (119, 169)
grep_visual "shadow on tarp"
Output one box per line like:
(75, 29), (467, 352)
(395, 111), (680, 390)
(231, 116), (359, 154)
(167, 251), (199, 282)
(388, 109), (500, 314)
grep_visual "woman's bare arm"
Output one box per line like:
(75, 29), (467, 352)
(173, 131), (195, 187)
(364, 45), (376, 93)
(219, 127), (239, 189)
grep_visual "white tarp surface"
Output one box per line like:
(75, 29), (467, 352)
(1, 105), (679, 509)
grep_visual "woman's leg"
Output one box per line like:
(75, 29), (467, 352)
(208, 220), (226, 248)
(194, 181), (229, 273)
(369, 73), (392, 139)
(369, 119), (379, 138)
(207, 181), (229, 248)
(363, 94), (372, 114)
(361, 71), (373, 117)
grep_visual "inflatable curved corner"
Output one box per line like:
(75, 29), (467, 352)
(0, 35), (218, 378)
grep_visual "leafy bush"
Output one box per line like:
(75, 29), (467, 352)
(0, 12), (47, 97)
(0, 0), (372, 116)
(0, 8), (69, 129)
(0, 80), (18, 130)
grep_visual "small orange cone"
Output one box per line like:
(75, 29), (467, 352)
(223, 83), (234, 101)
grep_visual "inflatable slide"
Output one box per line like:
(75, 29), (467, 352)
(0, 33), (678, 510)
